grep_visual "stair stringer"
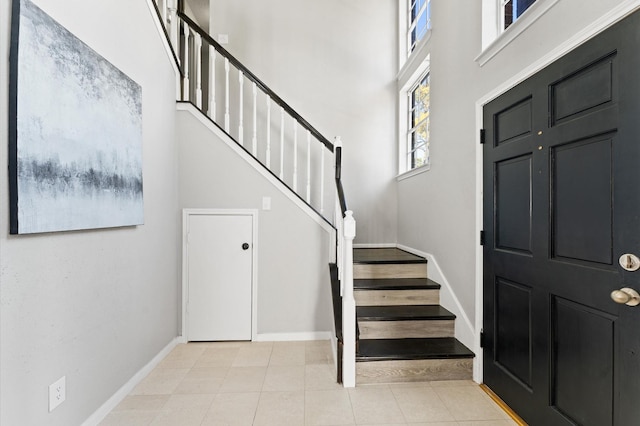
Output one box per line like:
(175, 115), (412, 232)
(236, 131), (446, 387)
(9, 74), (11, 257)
(396, 244), (476, 362)
(177, 103), (337, 340)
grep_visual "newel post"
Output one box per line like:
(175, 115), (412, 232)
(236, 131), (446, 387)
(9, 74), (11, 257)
(342, 210), (356, 387)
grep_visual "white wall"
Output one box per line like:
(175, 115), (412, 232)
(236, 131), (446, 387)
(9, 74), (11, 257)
(0, 1), (180, 425)
(210, 0), (398, 244)
(397, 0), (637, 324)
(177, 107), (334, 337)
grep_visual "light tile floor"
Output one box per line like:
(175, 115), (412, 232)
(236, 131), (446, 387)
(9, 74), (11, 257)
(99, 340), (518, 426)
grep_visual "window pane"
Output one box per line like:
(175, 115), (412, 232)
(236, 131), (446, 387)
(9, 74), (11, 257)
(412, 146), (428, 168)
(504, 0), (537, 30)
(408, 0), (431, 53)
(408, 72), (430, 170)
(412, 74), (430, 127)
(504, 1), (514, 29)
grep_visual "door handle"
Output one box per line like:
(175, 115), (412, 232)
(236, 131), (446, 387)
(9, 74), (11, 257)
(242, 243), (250, 250)
(610, 287), (640, 306)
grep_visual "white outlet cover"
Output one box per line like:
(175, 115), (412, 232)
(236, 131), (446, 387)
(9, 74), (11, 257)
(49, 376), (66, 412)
(262, 197), (271, 211)
(218, 34), (229, 44)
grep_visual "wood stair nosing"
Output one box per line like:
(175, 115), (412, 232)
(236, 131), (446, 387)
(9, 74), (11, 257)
(356, 337), (475, 362)
(356, 305), (456, 322)
(354, 277), (441, 291)
(353, 248), (428, 265)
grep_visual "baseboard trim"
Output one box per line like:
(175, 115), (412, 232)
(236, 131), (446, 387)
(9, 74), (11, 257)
(396, 244), (476, 351)
(253, 331), (332, 342)
(480, 384), (528, 426)
(81, 337), (181, 426)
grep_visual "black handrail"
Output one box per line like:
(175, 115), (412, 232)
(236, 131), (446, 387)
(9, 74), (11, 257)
(177, 12), (334, 153)
(335, 147), (348, 215)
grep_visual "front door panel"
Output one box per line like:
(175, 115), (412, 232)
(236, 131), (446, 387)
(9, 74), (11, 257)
(483, 11), (640, 426)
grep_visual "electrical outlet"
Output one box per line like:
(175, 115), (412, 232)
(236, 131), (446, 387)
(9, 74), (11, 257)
(49, 376), (66, 412)
(218, 34), (229, 44)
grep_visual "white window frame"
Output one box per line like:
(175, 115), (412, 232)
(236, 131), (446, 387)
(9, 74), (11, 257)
(398, 0), (431, 179)
(398, 54), (430, 179)
(407, 0), (432, 57)
(406, 71), (430, 172)
(476, 0), (561, 66)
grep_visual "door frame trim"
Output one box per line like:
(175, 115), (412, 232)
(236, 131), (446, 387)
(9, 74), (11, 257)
(181, 208), (259, 341)
(473, 0), (640, 384)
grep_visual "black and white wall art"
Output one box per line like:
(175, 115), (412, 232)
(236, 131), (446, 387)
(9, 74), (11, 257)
(9, 0), (144, 234)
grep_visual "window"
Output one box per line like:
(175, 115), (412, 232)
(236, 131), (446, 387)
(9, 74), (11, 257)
(502, 0), (537, 30)
(407, 71), (430, 170)
(408, 0), (431, 54)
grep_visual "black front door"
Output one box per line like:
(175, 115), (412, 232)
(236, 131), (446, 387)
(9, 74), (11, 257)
(483, 11), (640, 426)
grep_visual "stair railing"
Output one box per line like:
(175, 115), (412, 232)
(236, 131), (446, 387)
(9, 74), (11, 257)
(176, 12), (338, 220)
(150, 0), (357, 386)
(334, 138), (356, 387)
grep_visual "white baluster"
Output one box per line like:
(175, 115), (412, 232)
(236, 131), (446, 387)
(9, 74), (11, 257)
(168, 0), (179, 56)
(238, 71), (244, 146)
(194, 34), (203, 109)
(266, 100), (272, 168)
(224, 58), (230, 133)
(320, 146), (325, 215)
(182, 23), (190, 101)
(160, 0), (167, 26)
(293, 123), (298, 192)
(279, 108), (285, 180)
(252, 83), (258, 156)
(306, 130), (311, 203)
(342, 211), (357, 388)
(208, 46), (216, 119)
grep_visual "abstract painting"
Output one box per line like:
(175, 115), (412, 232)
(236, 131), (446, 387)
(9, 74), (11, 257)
(9, 0), (144, 234)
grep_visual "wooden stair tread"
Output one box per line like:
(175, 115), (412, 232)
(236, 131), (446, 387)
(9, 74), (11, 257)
(357, 305), (455, 321)
(354, 278), (440, 291)
(354, 248), (427, 265)
(357, 338), (474, 361)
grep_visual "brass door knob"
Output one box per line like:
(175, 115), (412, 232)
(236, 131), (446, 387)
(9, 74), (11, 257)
(610, 288), (640, 306)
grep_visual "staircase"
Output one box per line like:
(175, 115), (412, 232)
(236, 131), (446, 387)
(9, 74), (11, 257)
(149, 1), (470, 387)
(352, 248), (474, 384)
